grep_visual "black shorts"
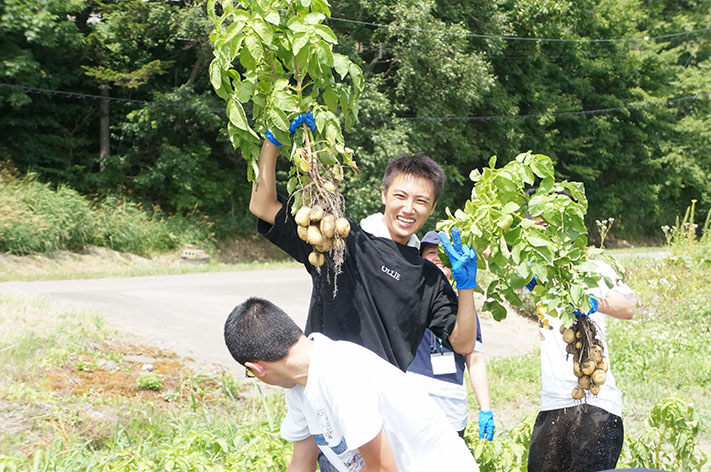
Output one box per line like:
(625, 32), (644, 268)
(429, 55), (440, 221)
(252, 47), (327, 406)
(528, 404), (624, 472)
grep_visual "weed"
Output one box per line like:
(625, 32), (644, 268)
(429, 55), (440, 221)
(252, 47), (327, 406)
(136, 374), (163, 391)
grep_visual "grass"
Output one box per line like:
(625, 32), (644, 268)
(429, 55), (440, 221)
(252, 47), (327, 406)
(0, 166), (215, 257)
(1, 245), (708, 470)
(0, 256), (300, 283)
(0, 293), (292, 471)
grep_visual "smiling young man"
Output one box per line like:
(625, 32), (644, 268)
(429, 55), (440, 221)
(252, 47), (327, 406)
(248, 137), (478, 372)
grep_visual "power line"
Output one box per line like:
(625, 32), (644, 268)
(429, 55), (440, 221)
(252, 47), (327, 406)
(0, 83), (224, 113)
(327, 16), (711, 44)
(2, 83), (709, 122)
(397, 93), (711, 122)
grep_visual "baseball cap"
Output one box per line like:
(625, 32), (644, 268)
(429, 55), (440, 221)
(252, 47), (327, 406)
(420, 230), (439, 254)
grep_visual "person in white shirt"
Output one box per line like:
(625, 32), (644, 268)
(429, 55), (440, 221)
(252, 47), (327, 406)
(527, 260), (635, 472)
(224, 297), (479, 472)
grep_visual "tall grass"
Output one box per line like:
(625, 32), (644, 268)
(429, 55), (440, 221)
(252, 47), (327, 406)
(0, 165), (214, 256)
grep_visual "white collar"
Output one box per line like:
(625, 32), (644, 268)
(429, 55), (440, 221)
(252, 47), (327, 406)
(359, 213), (421, 249)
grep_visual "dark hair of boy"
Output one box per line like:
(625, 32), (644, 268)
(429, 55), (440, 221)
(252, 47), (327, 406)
(382, 153), (446, 203)
(224, 297), (303, 365)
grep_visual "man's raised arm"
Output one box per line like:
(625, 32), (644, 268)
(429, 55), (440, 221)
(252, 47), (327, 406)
(248, 139), (283, 225)
(439, 228), (479, 354)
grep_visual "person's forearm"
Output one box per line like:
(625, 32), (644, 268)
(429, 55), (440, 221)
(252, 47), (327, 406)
(597, 290), (634, 320)
(466, 352), (491, 410)
(249, 139), (282, 224)
(448, 289), (477, 354)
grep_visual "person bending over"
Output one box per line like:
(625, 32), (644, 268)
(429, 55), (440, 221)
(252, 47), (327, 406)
(224, 297), (479, 472)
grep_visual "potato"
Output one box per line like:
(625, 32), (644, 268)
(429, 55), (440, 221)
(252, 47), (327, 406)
(323, 181), (337, 193)
(307, 225), (324, 246)
(592, 369), (606, 386)
(566, 343), (576, 355)
(592, 346), (604, 364)
(572, 387), (584, 400)
(589, 384), (600, 395)
(597, 359), (608, 372)
(575, 330), (582, 340)
(310, 205), (324, 222)
(560, 325), (567, 334)
(297, 225), (309, 242)
(295, 206), (311, 227)
(562, 328), (575, 344)
(321, 214), (336, 238)
(308, 251), (325, 267)
(581, 360), (596, 376)
(579, 375), (591, 390)
(316, 238), (333, 253)
(575, 341), (582, 350)
(336, 218), (350, 238)
(573, 362), (583, 378)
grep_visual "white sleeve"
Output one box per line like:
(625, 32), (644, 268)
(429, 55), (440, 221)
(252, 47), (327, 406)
(280, 389), (311, 442)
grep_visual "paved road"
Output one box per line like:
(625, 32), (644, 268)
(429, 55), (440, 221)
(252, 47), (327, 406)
(0, 269), (538, 375)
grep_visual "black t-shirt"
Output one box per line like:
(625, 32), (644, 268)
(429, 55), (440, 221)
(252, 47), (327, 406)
(257, 196), (459, 371)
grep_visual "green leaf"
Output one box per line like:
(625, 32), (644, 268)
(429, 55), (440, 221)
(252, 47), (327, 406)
(299, 0), (311, 6)
(239, 42), (257, 70)
(287, 16), (308, 32)
(315, 111), (327, 132)
(209, 60), (223, 91)
(264, 10), (281, 25)
(227, 100), (249, 131)
(313, 24), (337, 43)
(489, 155), (497, 168)
(310, 0), (331, 15)
(322, 87), (338, 111)
(502, 202), (520, 214)
(578, 261), (599, 273)
(292, 31), (309, 55)
(527, 231), (551, 247)
(315, 41), (333, 67)
(245, 33), (263, 62)
(332, 53), (349, 79)
(251, 18), (273, 44)
(483, 299), (508, 321)
(304, 12), (326, 25)
(268, 107), (289, 132)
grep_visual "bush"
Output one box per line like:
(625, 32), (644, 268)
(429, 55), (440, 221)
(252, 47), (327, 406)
(0, 165), (215, 256)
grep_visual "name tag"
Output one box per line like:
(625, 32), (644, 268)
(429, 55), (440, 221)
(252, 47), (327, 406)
(431, 351), (456, 375)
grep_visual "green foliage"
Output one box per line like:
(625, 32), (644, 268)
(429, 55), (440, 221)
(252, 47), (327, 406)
(621, 397), (708, 471)
(2, 0), (711, 241)
(136, 373), (163, 391)
(662, 199), (711, 267)
(438, 152), (603, 325)
(465, 417), (534, 472)
(208, 0), (363, 205)
(0, 166), (215, 256)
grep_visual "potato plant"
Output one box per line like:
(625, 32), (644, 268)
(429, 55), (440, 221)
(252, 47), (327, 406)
(207, 0), (363, 275)
(438, 152), (614, 398)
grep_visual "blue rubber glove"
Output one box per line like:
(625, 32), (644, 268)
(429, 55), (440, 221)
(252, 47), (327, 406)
(264, 129), (282, 146)
(478, 410), (495, 441)
(288, 110), (316, 134)
(438, 227), (477, 289)
(573, 296), (599, 317)
(525, 275), (538, 292)
(264, 111), (317, 147)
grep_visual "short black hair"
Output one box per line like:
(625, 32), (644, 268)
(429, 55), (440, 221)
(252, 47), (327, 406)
(224, 297), (303, 365)
(382, 153), (445, 203)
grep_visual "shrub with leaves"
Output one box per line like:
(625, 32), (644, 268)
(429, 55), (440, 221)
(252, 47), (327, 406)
(208, 0), (364, 276)
(622, 397), (708, 471)
(437, 151), (608, 327)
